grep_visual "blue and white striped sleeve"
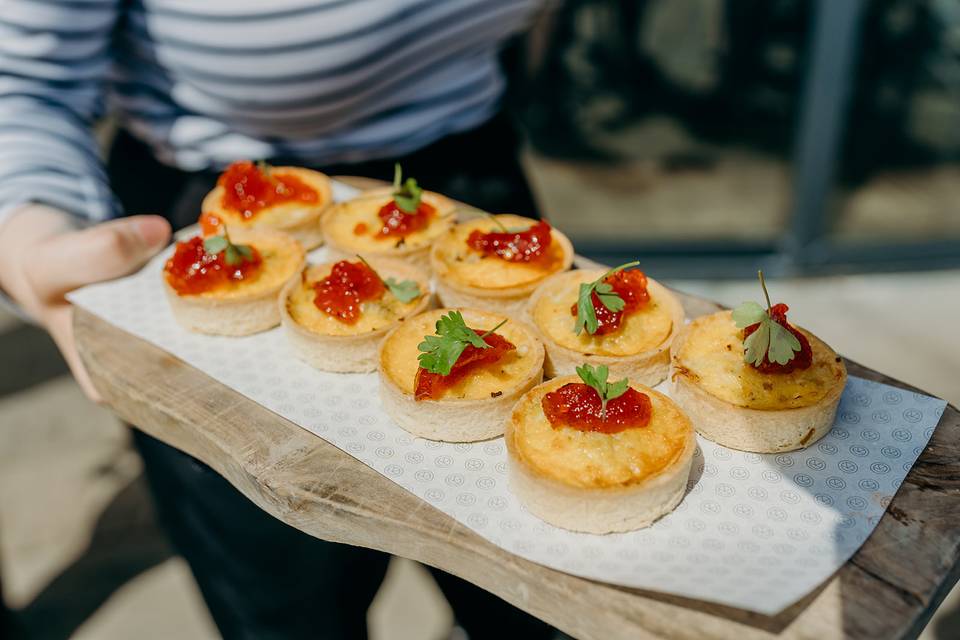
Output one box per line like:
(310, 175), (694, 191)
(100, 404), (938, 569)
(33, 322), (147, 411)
(0, 0), (122, 229)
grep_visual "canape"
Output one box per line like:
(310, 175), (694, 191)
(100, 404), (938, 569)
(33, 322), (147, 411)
(430, 214), (574, 317)
(322, 166), (455, 271)
(378, 308), (544, 442)
(527, 263), (684, 385)
(200, 160), (332, 249)
(670, 272), (847, 453)
(163, 229), (305, 335)
(506, 365), (695, 533)
(280, 257), (431, 372)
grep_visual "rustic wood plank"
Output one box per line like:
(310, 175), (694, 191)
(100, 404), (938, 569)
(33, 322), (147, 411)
(73, 300), (960, 640)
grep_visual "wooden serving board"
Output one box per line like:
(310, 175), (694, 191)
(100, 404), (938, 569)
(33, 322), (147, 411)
(73, 177), (960, 639)
(73, 295), (960, 640)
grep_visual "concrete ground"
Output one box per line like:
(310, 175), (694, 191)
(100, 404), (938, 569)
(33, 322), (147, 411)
(1, 268), (957, 639)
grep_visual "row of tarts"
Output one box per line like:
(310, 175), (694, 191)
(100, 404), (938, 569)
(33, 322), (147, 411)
(161, 161), (848, 534)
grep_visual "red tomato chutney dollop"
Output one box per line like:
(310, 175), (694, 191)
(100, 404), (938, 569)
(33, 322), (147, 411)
(466, 220), (553, 263)
(742, 303), (814, 374)
(312, 260), (386, 324)
(541, 383), (652, 433)
(374, 200), (436, 238)
(199, 211), (223, 236)
(571, 269), (651, 335)
(414, 332), (515, 401)
(164, 236), (262, 295)
(219, 161), (318, 219)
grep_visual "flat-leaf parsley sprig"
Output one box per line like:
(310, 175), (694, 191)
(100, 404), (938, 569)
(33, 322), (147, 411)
(203, 231), (255, 267)
(355, 255), (421, 303)
(575, 363), (629, 419)
(392, 163), (423, 214)
(574, 260), (640, 335)
(731, 270), (802, 367)
(417, 311), (508, 376)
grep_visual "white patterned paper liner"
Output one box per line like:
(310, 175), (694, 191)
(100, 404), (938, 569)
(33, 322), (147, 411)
(67, 188), (947, 615)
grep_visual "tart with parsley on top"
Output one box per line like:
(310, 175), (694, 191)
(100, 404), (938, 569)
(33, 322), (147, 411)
(378, 309), (544, 442)
(527, 262), (684, 385)
(322, 164), (455, 271)
(163, 229), (305, 335)
(200, 160), (332, 249)
(280, 256), (431, 372)
(670, 271), (846, 453)
(506, 364), (695, 533)
(430, 214), (574, 317)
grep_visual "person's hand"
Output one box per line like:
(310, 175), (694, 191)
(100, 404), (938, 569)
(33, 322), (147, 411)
(0, 204), (171, 402)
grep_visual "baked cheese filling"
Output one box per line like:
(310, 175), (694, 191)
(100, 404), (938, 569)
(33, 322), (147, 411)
(286, 263), (424, 336)
(512, 379), (689, 490)
(532, 271), (674, 356)
(675, 311), (845, 410)
(381, 309), (540, 400)
(433, 215), (567, 290)
(325, 192), (453, 252)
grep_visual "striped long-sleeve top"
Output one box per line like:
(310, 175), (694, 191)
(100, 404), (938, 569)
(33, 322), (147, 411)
(0, 0), (542, 225)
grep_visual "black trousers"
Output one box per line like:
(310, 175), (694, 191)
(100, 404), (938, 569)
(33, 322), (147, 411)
(107, 117), (553, 640)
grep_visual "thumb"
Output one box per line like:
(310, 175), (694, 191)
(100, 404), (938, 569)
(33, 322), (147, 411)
(29, 215), (172, 301)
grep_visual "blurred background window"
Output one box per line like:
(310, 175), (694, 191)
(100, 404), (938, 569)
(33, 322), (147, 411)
(509, 0), (960, 276)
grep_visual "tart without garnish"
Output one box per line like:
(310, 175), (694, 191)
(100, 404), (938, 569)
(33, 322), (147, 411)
(670, 271), (846, 452)
(200, 160), (332, 249)
(280, 257), (431, 372)
(322, 165), (455, 270)
(527, 263), (684, 384)
(506, 365), (695, 533)
(430, 214), (574, 316)
(378, 308), (544, 442)
(163, 228), (304, 335)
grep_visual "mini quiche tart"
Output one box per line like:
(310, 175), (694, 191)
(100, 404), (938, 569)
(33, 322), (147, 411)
(163, 229), (305, 336)
(527, 266), (684, 385)
(200, 160), (332, 250)
(280, 257), (432, 372)
(506, 372), (695, 533)
(670, 303), (847, 453)
(321, 187), (455, 271)
(431, 214), (574, 317)
(378, 308), (544, 442)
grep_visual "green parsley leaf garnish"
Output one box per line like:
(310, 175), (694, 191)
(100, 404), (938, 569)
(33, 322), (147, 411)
(256, 159), (272, 176)
(575, 363), (630, 419)
(573, 260), (641, 335)
(355, 255), (422, 304)
(392, 163), (423, 214)
(417, 311), (508, 376)
(203, 231), (255, 267)
(732, 270), (802, 366)
(383, 277), (420, 303)
(202, 235), (228, 255)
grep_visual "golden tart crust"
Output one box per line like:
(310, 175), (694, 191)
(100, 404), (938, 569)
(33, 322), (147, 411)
(431, 215), (573, 292)
(380, 308), (542, 400)
(322, 187), (455, 267)
(672, 310), (845, 411)
(284, 259), (430, 337)
(509, 377), (692, 490)
(279, 257), (432, 372)
(201, 167), (332, 249)
(377, 308), (544, 442)
(163, 229), (305, 336)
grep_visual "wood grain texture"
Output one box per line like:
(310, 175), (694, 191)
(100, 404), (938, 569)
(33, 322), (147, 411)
(72, 179), (960, 639)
